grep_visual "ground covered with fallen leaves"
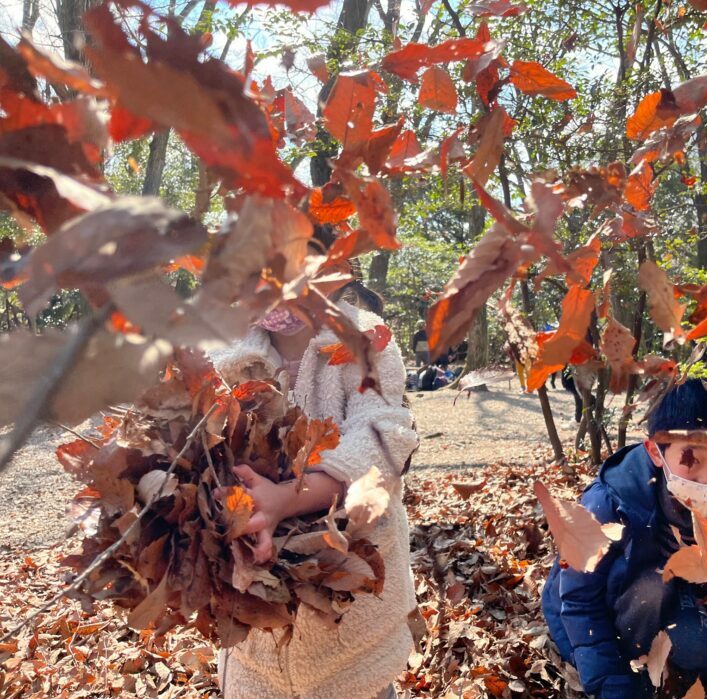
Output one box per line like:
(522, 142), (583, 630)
(0, 383), (630, 698)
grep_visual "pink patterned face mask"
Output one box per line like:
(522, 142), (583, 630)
(256, 306), (307, 336)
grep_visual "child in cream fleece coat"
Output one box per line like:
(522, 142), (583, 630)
(210, 300), (419, 699)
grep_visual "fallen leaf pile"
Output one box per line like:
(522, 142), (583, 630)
(0, 546), (219, 698)
(402, 456), (595, 698)
(54, 347), (385, 649)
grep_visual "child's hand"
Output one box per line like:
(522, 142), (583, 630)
(233, 464), (293, 564)
(233, 463), (346, 565)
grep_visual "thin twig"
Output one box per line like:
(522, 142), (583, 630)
(0, 402), (217, 644)
(0, 305), (112, 476)
(50, 422), (102, 449)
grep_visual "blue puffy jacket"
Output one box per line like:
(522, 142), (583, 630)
(542, 444), (666, 698)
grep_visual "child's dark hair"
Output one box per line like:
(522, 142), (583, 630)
(311, 224), (385, 315)
(648, 379), (707, 435)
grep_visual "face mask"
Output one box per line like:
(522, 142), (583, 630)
(659, 448), (707, 517)
(256, 306), (307, 336)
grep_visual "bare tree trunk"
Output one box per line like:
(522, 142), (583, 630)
(22, 0), (40, 33)
(311, 0), (373, 186)
(368, 251), (390, 295)
(142, 130), (170, 196)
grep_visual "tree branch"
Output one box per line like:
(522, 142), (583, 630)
(0, 304), (112, 476)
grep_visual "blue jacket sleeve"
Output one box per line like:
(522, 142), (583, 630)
(558, 482), (641, 698)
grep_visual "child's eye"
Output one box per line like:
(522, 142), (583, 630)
(680, 448), (699, 469)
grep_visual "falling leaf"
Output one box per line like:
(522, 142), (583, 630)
(631, 630), (672, 688)
(534, 481), (623, 572)
(427, 224), (523, 356)
(306, 53), (329, 82)
(451, 479), (488, 499)
(467, 0), (527, 16)
(319, 325), (392, 365)
(345, 466), (390, 531)
(464, 107), (508, 186)
(683, 677), (706, 699)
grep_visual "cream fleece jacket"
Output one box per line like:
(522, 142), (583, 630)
(210, 301), (419, 699)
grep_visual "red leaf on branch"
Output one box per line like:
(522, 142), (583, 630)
(418, 66), (458, 113)
(308, 187), (356, 225)
(323, 70), (384, 151)
(526, 285), (594, 391)
(509, 61), (577, 101)
(624, 160), (655, 211)
(382, 38), (501, 82)
(320, 325), (392, 365)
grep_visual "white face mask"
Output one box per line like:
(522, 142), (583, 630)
(660, 449), (707, 517)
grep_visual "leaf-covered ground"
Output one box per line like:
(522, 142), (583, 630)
(0, 383), (629, 698)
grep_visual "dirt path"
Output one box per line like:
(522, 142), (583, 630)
(0, 380), (639, 548)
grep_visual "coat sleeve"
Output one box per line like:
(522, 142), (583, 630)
(558, 482), (640, 698)
(316, 335), (418, 489)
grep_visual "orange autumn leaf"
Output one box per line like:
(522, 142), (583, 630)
(320, 324), (392, 365)
(308, 188), (356, 225)
(624, 160), (655, 211)
(322, 70), (384, 151)
(526, 285), (594, 391)
(418, 66), (457, 113)
(509, 61), (577, 101)
(219, 486), (254, 542)
(626, 90), (680, 140)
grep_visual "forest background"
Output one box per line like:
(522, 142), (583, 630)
(0, 0), (706, 696)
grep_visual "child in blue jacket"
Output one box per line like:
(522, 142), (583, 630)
(542, 379), (707, 698)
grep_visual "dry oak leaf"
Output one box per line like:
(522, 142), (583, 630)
(663, 510), (707, 584)
(308, 187), (356, 225)
(418, 66), (457, 113)
(217, 486), (255, 542)
(427, 222), (522, 355)
(630, 630), (672, 688)
(0, 328), (171, 428)
(534, 481), (624, 572)
(638, 260), (686, 342)
(19, 196), (207, 317)
(345, 466), (390, 531)
(509, 61), (577, 101)
(627, 77), (707, 140)
(464, 106), (510, 187)
(601, 316), (638, 394)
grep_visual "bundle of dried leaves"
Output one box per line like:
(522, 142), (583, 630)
(56, 347), (385, 648)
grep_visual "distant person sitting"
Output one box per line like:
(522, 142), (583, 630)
(417, 365), (436, 391)
(412, 322), (429, 367)
(542, 379), (707, 698)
